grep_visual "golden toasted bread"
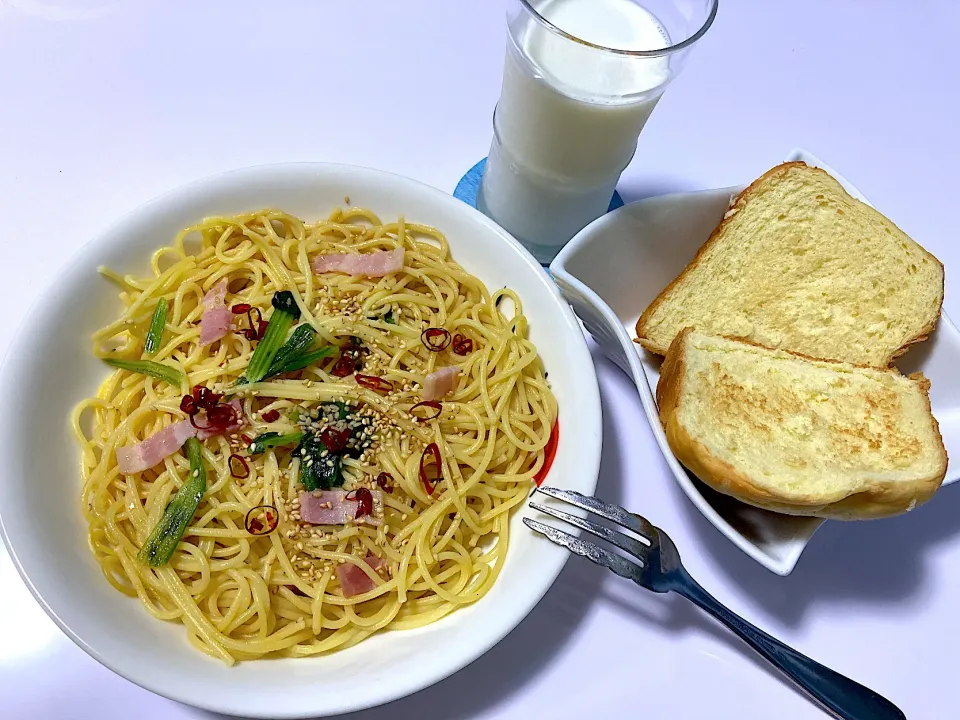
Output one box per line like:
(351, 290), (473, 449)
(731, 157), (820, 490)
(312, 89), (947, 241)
(637, 162), (944, 368)
(657, 329), (947, 519)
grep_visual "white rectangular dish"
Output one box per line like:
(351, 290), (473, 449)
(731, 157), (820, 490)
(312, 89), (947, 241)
(551, 148), (960, 575)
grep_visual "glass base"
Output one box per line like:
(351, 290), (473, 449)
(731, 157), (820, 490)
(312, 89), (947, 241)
(453, 158), (623, 266)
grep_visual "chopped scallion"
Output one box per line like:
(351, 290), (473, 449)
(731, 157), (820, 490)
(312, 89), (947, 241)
(247, 431), (305, 455)
(256, 322), (336, 379)
(143, 298), (168, 356)
(242, 291), (301, 384)
(268, 346), (335, 376)
(104, 358), (185, 390)
(269, 324), (316, 372)
(137, 438), (205, 567)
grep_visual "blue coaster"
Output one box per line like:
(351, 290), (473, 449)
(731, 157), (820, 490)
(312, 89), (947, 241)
(453, 157), (625, 213)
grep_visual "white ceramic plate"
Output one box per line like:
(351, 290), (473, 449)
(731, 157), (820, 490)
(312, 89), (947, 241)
(552, 148), (960, 575)
(0, 164), (601, 718)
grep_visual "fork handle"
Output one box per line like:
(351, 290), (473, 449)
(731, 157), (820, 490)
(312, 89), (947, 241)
(674, 572), (905, 720)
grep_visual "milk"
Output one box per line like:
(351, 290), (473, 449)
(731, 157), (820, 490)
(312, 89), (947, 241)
(478, 0), (672, 262)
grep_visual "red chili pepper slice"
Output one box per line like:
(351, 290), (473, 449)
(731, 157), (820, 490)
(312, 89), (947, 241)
(229, 453), (250, 478)
(419, 442), (442, 495)
(190, 403), (238, 432)
(410, 400), (442, 421)
(180, 395), (198, 415)
(195, 386), (221, 410)
(452, 333), (473, 355)
(421, 327), (452, 352)
(208, 404), (237, 424)
(231, 303), (251, 315)
(376, 472), (393, 494)
(345, 487), (374, 519)
(356, 374), (394, 393)
(239, 307), (263, 341)
(244, 505), (279, 535)
(261, 409), (280, 423)
(319, 427), (350, 453)
(331, 353), (356, 378)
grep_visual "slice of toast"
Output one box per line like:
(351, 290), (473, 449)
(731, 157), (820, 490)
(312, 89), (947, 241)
(636, 162), (944, 368)
(657, 329), (947, 519)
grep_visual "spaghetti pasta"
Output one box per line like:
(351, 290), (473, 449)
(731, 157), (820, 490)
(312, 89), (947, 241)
(74, 207), (557, 663)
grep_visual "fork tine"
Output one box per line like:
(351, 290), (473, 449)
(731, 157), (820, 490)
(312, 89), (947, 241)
(536, 486), (654, 543)
(633, 515), (659, 541)
(529, 501), (650, 561)
(523, 518), (645, 585)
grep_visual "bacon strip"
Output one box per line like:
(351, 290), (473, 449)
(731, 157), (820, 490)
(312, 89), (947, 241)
(336, 555), (386, 597)
(312, 248), (404, 277)
(422, 366), (460, 401)
(116, 420), (197, 474)
(199, 280), (232, 345)
(116, 400), (247, 473)
(298, 489), (383, 526)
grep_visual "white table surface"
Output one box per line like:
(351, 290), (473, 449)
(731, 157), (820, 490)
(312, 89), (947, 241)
(1, 1), (958, 718)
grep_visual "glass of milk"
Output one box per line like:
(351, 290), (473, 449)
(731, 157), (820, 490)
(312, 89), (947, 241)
(477, 0), (719, 263)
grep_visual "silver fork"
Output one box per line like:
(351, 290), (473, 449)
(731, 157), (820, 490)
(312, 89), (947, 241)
(525, 486), (905, 720)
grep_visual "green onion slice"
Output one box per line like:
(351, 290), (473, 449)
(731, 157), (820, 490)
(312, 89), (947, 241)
(143, 298), (168, 356)
(243, 291), (300, 384)
(247, 431), (305, 455)
(137, 437), (206, 567)
(104, 358), (185, 390)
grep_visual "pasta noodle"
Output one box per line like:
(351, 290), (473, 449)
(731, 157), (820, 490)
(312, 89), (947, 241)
(73, 207), (558, 663)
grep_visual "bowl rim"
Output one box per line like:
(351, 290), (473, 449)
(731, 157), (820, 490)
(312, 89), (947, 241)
(0, 162), (602, 717)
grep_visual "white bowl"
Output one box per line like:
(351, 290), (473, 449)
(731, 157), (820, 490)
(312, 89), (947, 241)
(552, 148), (960, 575)
(0, 163), (601, 717)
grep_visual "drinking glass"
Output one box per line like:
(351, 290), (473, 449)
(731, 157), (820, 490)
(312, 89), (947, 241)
(477, 0), (719, 263)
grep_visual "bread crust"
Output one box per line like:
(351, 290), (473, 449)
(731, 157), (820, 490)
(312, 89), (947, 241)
(656, 328), (948, 520)
(635, 162), (946, 368)
(637, 162), (811, 355)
